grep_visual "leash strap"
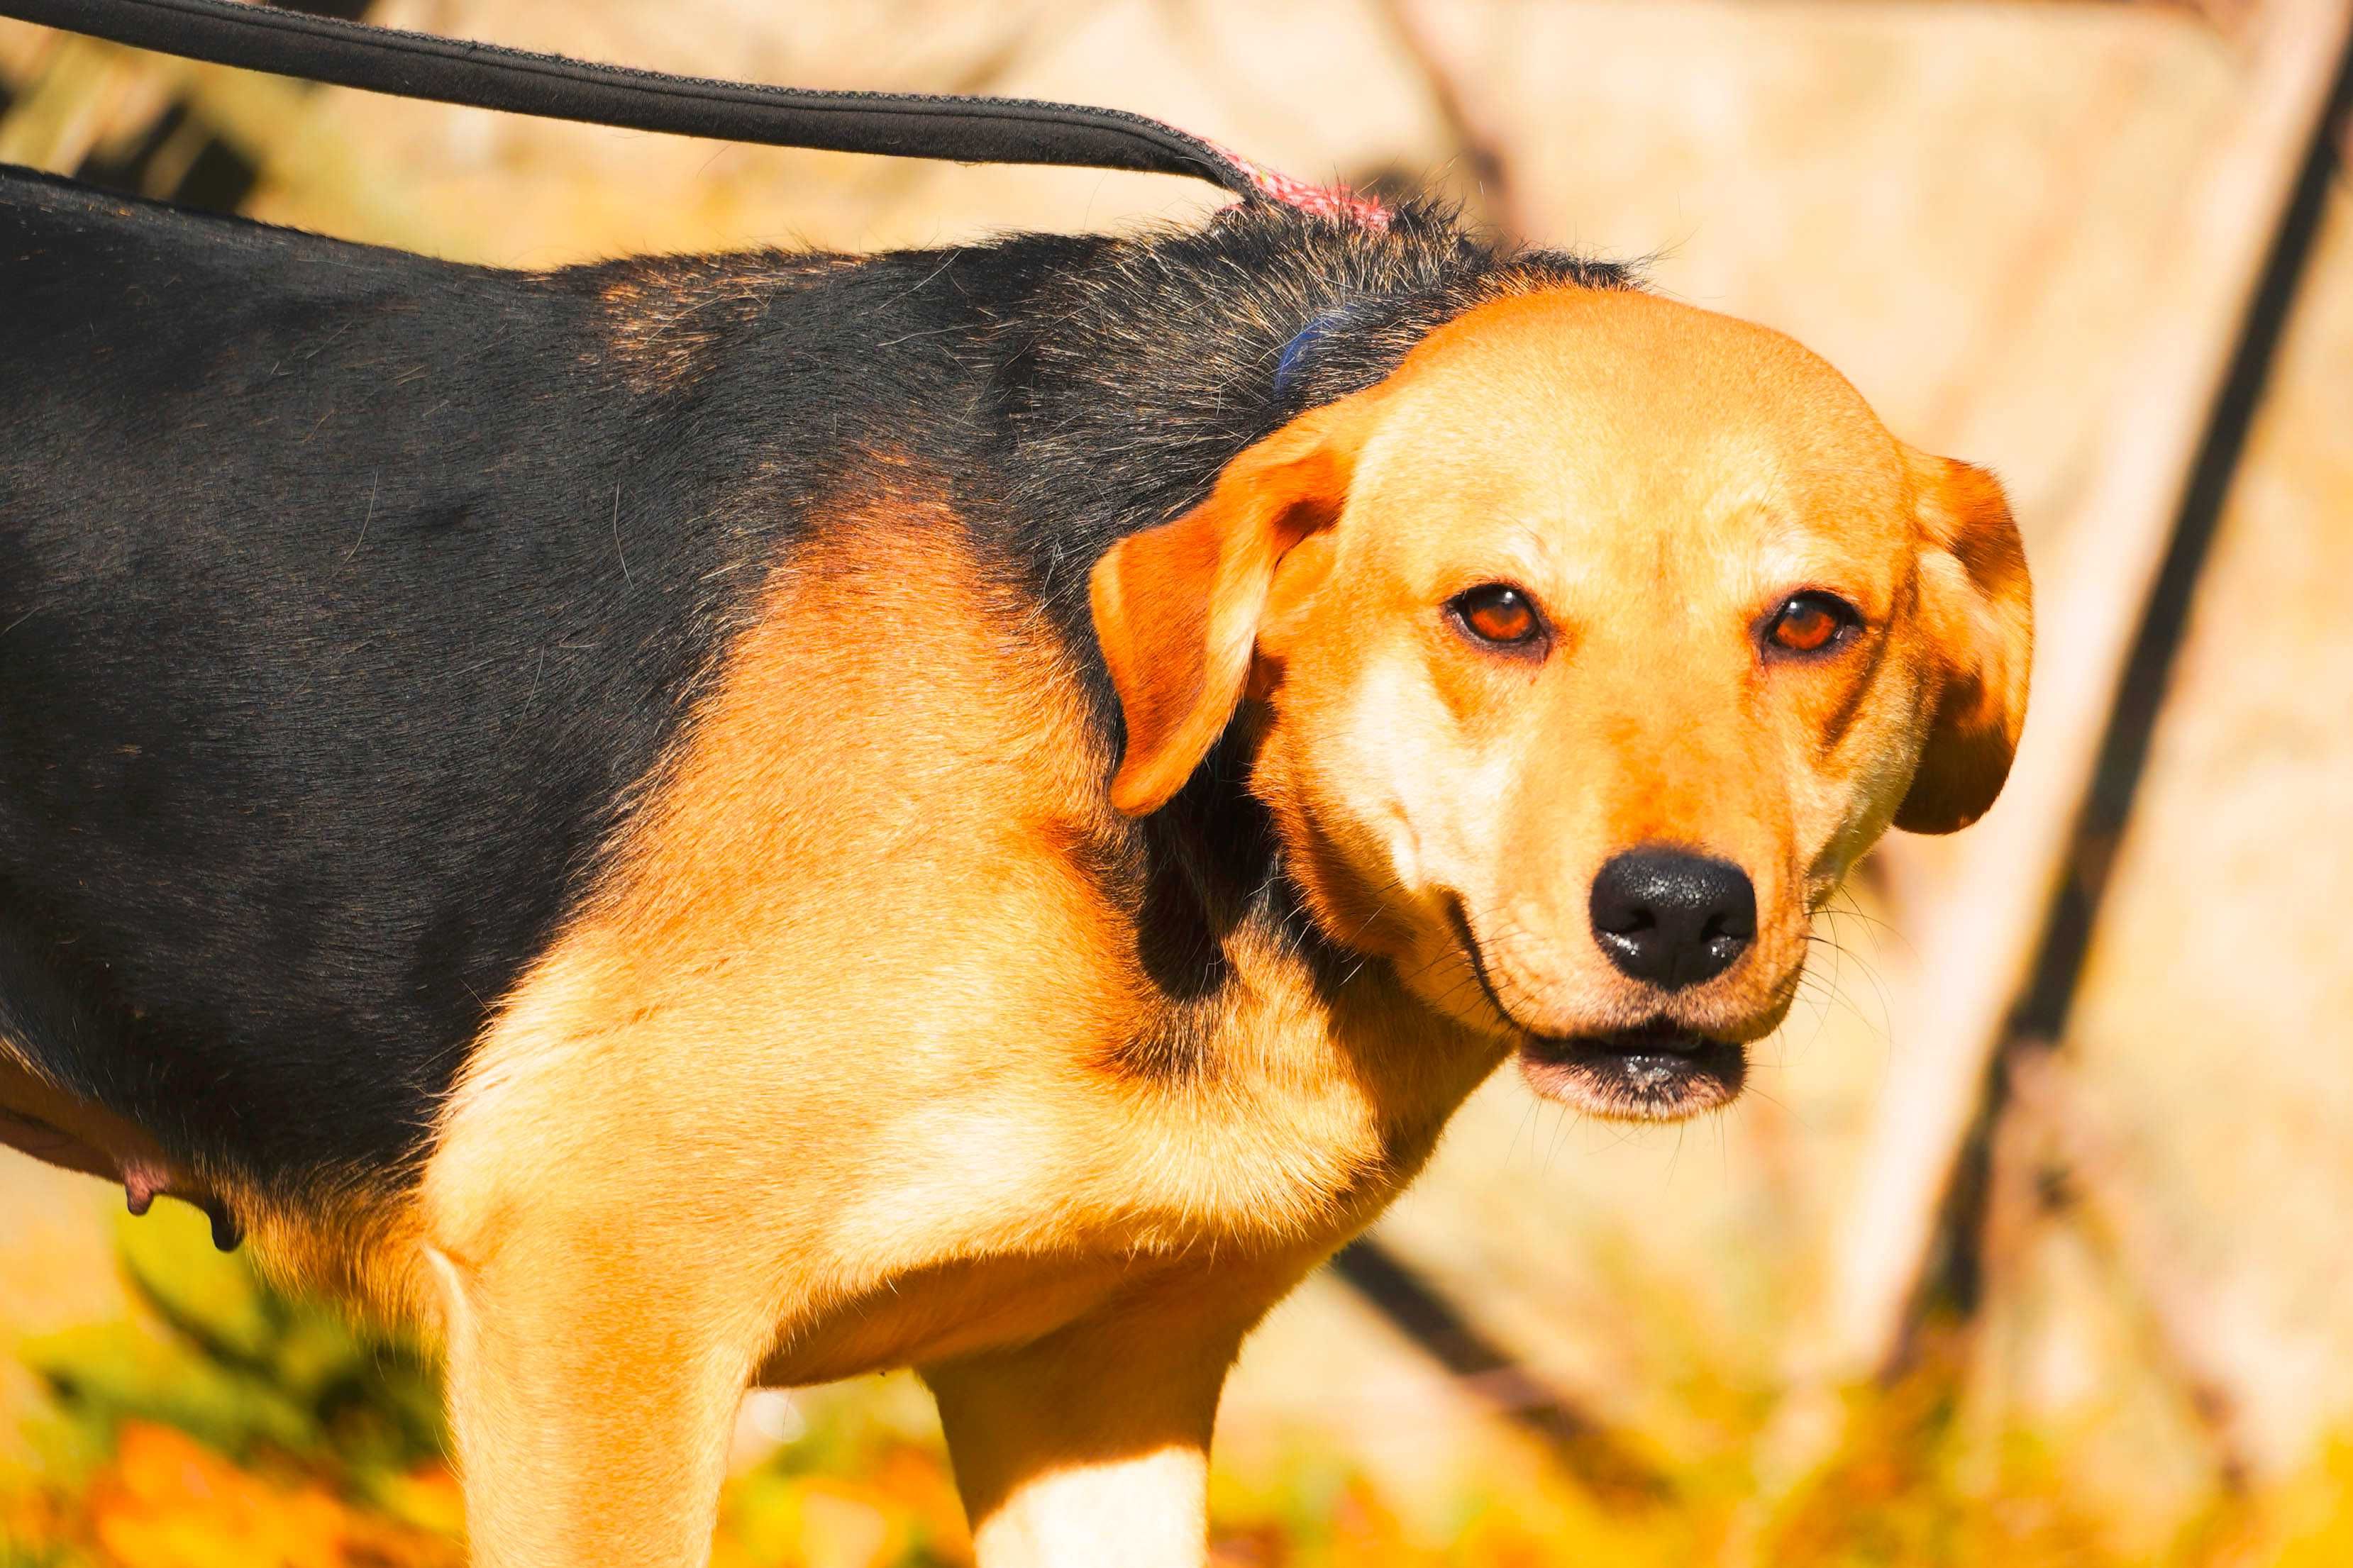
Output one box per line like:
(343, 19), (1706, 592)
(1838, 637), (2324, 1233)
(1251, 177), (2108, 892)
(0, 0), (1293, 203)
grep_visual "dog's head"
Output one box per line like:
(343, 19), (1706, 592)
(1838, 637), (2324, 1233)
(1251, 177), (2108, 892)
(1091, 287), (2030, 1120)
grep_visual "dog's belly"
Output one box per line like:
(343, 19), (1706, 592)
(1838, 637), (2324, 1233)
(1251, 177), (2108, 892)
(0, 1044), (141, 1181)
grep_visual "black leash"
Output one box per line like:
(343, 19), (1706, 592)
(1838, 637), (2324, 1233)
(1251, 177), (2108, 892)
(0, 0), (1297, 205)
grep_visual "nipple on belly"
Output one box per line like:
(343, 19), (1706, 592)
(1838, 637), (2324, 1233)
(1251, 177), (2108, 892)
(123, 1161), (167, 1217)
(123, 1160), (243, 1251)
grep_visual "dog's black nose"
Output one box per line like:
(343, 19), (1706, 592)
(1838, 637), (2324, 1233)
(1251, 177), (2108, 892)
(1589, 848), (1756, 990)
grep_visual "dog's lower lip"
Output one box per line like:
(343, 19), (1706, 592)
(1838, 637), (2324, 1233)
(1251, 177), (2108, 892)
(1515, 1026), (1746, 1119)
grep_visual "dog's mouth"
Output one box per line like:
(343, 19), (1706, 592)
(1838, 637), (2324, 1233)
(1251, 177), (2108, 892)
(1513, 1026), (1746, 1121)
(1445, 900), (1746, 1121)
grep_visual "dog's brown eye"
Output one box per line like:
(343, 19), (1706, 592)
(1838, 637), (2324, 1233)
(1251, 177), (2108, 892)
(1764, 591), (1856, 655)
(1452, 584), (1543, 649)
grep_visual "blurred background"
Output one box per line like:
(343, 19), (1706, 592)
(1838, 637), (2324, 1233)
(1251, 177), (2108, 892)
(4, 1), (2352, 1563)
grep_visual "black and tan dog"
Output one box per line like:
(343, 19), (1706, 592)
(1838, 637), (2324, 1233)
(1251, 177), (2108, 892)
(0, 159), (2030, 1565)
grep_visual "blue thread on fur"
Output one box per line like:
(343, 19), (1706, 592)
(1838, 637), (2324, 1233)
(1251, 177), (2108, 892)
(1273, 306), (1355, 399)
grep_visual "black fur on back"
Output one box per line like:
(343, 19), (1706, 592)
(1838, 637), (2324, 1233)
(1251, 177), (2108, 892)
(944, 204), (1632, 676)
(0, 162), (1631, 1198)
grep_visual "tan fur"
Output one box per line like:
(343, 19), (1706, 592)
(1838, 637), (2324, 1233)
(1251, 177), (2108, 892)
(417, 491), (1498, 1566)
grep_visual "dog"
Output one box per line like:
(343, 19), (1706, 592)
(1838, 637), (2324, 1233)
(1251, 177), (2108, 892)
(0, 158), (2030, 1567)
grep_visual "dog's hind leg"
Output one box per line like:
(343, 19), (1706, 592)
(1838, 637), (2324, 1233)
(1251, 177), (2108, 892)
(423, 1226), (770, 1568)
(924, 1261), (1308, 1568)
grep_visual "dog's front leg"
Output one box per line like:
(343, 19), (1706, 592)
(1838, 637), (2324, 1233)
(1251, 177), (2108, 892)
(924, 1272), (1292, 1568)
(426, 1234), (765, 1568)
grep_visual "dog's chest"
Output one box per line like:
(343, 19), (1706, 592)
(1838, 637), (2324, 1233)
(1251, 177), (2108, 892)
(754, 1036), (1427, 1385)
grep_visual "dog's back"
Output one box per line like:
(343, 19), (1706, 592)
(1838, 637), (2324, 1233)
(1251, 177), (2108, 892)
(0, 165), (791, 1189)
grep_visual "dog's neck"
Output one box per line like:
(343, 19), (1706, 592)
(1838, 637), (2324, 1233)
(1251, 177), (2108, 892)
(1083, 737), (1506, 1244)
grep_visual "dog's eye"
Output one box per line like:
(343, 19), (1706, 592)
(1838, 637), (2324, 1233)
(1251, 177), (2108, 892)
(1451, 584), (1544, 649)
(1764, 591), (1858, 655)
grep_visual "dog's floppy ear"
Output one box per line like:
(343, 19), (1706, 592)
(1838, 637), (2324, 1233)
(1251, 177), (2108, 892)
(1895, 450), (2034, 834)
(1090, 404), (1361, 816)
